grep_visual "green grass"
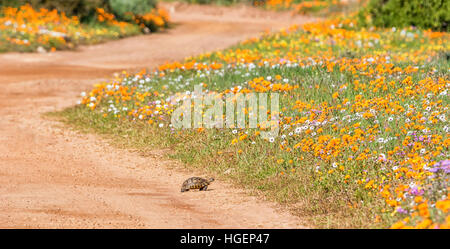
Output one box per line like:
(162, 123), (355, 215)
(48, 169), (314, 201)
(0, 20), (142, 53)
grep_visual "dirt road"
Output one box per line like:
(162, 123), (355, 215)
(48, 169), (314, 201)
(0, 2), (315, 228)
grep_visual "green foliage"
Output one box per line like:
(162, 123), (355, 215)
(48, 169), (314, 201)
(359, 0), (450, 31)
(108, 0), (157, 20)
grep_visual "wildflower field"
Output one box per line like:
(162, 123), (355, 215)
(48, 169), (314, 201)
(0, 4), (169, 52)
(59, 8), (449, 228)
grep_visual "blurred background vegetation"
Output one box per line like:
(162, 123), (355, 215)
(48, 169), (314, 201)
(1, 0), (448, 31)
(160, 0), (248, 5)
(0, 0), (168, 52)
(359, 0), (449, 32)
(0, 0), (158, 22)
(159, 0), (450, 31)
(0, 0), (447, 53)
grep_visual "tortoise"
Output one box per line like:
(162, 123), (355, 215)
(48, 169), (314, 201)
(181, 177), (214, 192)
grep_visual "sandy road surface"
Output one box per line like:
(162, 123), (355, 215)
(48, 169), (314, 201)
(0, 2), (315, 228)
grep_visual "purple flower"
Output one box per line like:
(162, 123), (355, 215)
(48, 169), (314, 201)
(434, 160), (450, 167)
(409, 187), (424, 196)
(396, 207), (408, 214)
(429, 167), (440, 173)
(439, 160), (450, 167)
(429, 159), (450, 174)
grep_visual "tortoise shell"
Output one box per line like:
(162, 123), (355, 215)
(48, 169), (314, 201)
(181, 177), (214, 192)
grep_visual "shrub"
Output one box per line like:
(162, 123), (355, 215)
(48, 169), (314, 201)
(359, 0), (450, 31)
(108, 0), (157, 21)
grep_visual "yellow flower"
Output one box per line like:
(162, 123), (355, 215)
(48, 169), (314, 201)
(436, 199), (450, 213)
(391, 221), (405, 229)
